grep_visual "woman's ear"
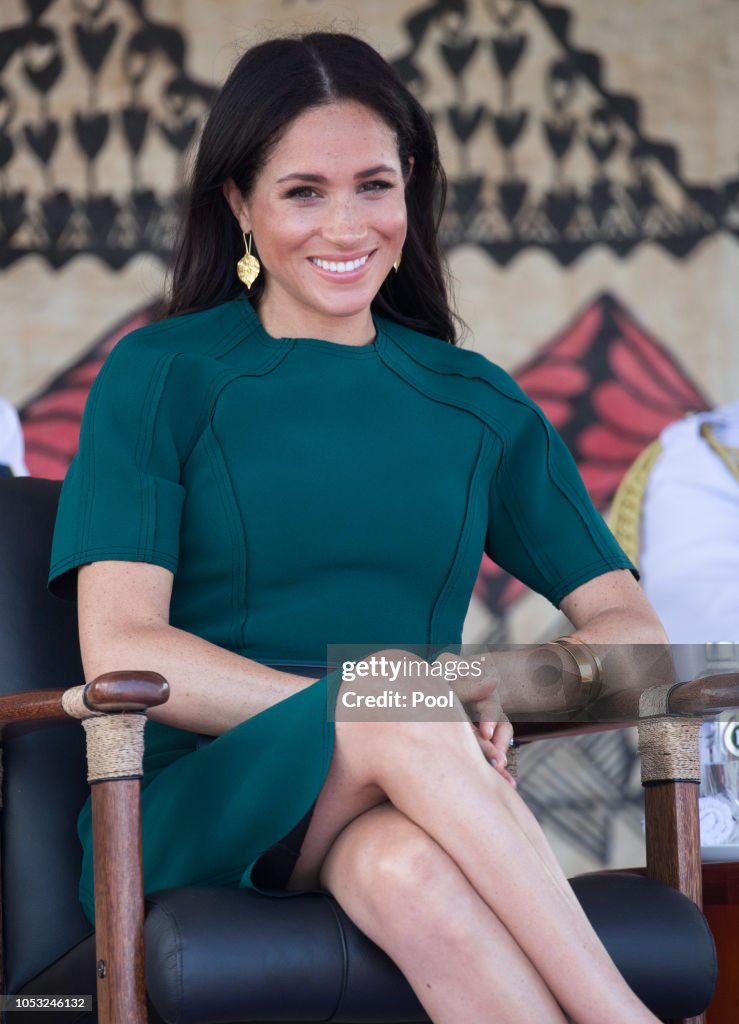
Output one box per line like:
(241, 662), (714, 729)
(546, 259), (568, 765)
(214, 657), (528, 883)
(222, 178), (250, 232)
(404, 156), (415, 186)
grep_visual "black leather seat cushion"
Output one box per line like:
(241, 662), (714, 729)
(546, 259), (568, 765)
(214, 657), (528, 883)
(141, 873), (716, 1023)
(15, 872), (717, 1023)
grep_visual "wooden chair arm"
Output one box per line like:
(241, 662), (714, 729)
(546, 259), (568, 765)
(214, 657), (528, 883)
(0, 673), (168, 1024)
(0, 673), (169, 729)
(512, 671), (739, 743)
(0, 689), (68, 728)
(83, 672), (170, 713)
(587, 671), (739, 724)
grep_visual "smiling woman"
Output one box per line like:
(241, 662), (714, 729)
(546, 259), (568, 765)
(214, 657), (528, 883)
(49, 30), (668, 1024)
(221, 102), (410, 344)
(166, 32), (456, 344)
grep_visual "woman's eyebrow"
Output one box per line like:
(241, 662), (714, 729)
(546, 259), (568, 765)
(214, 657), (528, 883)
(276, 165), (399, 184)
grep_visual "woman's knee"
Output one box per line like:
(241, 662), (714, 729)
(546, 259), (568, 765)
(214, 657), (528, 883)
(320, 804), (450, 910)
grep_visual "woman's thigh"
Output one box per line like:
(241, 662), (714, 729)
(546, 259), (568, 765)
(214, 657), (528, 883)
(284, 727), (389, 890)
(286, 659), (478, 891)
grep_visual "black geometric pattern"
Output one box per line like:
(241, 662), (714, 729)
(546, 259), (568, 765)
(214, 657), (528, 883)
(0, 0), (215, 269)
(392, 0), (739, 265)
(2, 0), (737, 269)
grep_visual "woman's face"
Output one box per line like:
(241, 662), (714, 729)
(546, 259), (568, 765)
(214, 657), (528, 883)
(224, 100), (410, 344)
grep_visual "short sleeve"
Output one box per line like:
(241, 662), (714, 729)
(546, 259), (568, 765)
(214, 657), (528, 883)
(483, 377), (636, 607)
(48, 335), (193, 599)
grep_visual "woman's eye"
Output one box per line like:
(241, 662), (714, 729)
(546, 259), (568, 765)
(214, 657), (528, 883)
(283, 181), (393, 199)
(285, 186), (319, 199)
(360, 180), (394, 193)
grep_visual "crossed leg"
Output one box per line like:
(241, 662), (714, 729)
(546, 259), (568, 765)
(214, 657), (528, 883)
(285, 651), (661, 1024)
(319, 802), (569, 1024)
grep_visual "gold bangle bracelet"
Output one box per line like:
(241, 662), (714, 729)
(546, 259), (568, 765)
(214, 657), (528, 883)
(552, 637), (603, 705)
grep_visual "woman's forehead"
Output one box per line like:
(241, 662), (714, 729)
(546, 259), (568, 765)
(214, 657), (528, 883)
(261, 101), (401, 174)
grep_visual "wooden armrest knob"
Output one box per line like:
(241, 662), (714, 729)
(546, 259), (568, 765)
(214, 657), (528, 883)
(84, 671), (170, 713)
(669, 672), (739, 717)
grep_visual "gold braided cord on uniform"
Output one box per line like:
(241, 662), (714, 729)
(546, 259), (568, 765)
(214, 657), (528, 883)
(700, 423), (739, 484)
(608, 439), (664, 566)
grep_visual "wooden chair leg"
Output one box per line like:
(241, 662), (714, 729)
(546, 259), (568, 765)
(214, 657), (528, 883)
(644, 782), (705, 1024)
(639, 690), (706, 1024)
(91, 779), (147, 1024)
(644, 782), (702, 909)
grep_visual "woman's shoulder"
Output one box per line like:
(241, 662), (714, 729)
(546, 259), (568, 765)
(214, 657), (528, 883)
(379, 318), (530, 408)
(112, 300), (246, 363)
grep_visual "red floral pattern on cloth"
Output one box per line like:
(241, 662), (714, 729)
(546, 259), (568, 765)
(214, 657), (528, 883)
(474, 292), (708, 613)
(20, 307), (158, 480)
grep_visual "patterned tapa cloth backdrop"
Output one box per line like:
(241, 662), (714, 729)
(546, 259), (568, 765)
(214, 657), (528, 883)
(0, 0), (216, 268)
(2, 0), (737, 267)
(3, 0), (737, 871)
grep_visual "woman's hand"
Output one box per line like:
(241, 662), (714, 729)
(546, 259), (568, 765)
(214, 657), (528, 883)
(433, 652), (516, 787)
(472, 718), (516, 787)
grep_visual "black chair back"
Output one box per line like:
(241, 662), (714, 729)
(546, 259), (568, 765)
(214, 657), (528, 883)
(0, 478), (93, 992)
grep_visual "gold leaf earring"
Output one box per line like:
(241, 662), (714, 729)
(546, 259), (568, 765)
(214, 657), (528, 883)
(393, 252), (402, 272)
(236, 231), (261, 289)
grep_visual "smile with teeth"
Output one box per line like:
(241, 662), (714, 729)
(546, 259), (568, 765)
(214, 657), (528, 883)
(309, 253), (370, 274)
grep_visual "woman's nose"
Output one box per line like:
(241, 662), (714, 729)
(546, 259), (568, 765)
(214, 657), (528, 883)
(322, 196), (368, 243)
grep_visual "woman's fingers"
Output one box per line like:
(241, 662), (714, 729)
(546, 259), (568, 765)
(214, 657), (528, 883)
(478, 720), (495, 741)
(491, 718), (514, 763)
(472, 726), (517, 788)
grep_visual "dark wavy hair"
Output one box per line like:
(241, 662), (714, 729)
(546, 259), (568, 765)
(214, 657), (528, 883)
(166, 32), (460, 344)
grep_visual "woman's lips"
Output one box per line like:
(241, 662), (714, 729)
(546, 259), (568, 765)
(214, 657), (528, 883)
(308, 250), (375, 280)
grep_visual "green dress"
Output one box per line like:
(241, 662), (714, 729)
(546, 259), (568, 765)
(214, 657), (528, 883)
(48, 294), (634, 923)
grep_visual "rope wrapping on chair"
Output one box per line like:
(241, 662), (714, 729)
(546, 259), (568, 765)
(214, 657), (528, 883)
(81, 715), (146, 783)
(63, 684), (146, 783)
(638, 685), (702, 785)
(61, 685), (102, 719)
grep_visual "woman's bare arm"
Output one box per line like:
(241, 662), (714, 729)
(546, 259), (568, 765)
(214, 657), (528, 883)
(557, 567), (676, 714)
(558, 568), (668, 644)
(452, 569), (673, 721)
(77, 560), (320, 735)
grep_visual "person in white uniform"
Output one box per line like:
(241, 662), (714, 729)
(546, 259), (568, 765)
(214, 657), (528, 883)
(641, 400), (739, 645)
(0, 397), (29, 477)
(638, 400), (739, 847)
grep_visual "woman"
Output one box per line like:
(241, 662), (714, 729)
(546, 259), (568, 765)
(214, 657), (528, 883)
(50, 32), (668, 1024)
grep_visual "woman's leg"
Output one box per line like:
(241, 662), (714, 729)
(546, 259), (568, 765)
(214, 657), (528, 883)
(319, 802), (568, 1024)
(286, 651), (660, 1024)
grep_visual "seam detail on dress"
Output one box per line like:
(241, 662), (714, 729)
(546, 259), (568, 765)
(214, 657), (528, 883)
(201, 426), (249, 649)
(51, 546), (178, 572)
(202, 345), (294, 428)
(277, 339), (379, 359)
(380, 331), (624, 579)
(545, 556), (635, 607)
(135, 351), (172, 556)
(428, 429), (490, 642)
